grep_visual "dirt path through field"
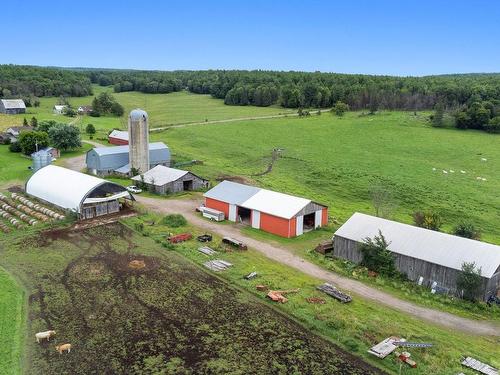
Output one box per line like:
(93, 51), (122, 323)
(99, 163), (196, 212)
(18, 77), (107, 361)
(136, 195), (500, 337)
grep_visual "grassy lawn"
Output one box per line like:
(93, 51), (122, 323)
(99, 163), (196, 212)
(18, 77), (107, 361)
(0, 267), (24, 375)
(150, 111), (500, 244)
(123, 212), (500, 375)
(0, 222), (382, 374)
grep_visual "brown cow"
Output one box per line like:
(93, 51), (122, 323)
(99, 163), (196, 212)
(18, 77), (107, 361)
(55, 344), (72, 354)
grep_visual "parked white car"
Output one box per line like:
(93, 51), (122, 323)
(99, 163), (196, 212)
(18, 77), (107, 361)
(126, 185), (142, 194)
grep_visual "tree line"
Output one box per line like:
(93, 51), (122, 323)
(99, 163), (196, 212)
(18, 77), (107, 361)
(82, 69), (500, 111)
(0, 65), (92, 99)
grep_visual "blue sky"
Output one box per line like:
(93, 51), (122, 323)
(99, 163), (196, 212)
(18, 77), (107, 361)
(1, 0), (499, 76)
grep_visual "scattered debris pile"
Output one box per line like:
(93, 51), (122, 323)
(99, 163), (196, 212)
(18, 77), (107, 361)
(197, 234), (213, 242)
(168, 233), (192, 243)
(267, 289), (299, 303)
(317, 283), (352, 303)
(368, 337), (402, 359)
(315, 240), (333, 255)
(204, 259), (232, 272)
(306, 297), (326, 304)
(198, 246), (216, 256)
(222, 236), (247, 250)
(244, 271), (258, 280)
(128, 260), (146, 270)
(461, 357), (498, 375)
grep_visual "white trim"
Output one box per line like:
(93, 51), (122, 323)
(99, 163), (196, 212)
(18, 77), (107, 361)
(314, 210), (322, 228)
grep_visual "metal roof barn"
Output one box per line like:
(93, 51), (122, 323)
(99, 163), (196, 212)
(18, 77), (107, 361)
(333, 212), (500, 300)
(86, 142), (170, 176)
(25, 165), (134, 218)
(132, 165), (208, 194)
(0, 99), (26, 114)
(204, 181), (328, 238)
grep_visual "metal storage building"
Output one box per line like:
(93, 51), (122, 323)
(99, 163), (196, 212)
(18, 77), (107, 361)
(25, 165), (134, 219)
(204, 181), (328, 238)
(108, 130), (129, 145)
(131, 165), (208, 194)
(85, 142), (170, 176)
(333, 212), (500, 301)
(0, 99), (26, 114)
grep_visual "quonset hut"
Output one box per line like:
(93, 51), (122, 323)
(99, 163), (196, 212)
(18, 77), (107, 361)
(333, 212), (500, 301)
(204, 181), (328, 238)
(26, 165), (134, 219)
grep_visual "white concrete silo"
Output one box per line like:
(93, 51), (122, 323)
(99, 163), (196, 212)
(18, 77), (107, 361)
(128, 109), (150, 173)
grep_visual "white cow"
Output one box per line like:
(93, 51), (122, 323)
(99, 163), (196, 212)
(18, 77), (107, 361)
(35, 330), (56, 343)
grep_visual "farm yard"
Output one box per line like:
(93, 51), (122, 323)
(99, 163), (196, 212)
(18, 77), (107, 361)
(0, 222), (384, 375)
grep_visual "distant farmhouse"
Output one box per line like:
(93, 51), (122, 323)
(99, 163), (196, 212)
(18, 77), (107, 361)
(53, 105), (67, 114)
(77, 105), (93, 115)
(0, 125), (34, 144)
(86, 142), (170, 176)
(132, 165), (208, 194)
(0, 99), (26, 114)
(333, 213), (500, 301)
(108, 130), (129, 145)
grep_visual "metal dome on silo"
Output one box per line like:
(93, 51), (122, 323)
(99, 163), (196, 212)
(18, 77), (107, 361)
(128, 108), (150, 173)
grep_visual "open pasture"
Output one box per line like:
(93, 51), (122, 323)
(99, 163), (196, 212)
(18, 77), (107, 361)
(0, 223), (382, 374)
(151, 111), (500, 244)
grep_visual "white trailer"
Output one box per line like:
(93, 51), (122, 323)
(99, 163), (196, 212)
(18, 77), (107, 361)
(199, 206), (225, 222)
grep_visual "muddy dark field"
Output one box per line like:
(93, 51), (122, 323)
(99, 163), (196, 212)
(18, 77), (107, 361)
(5, 223), (384, 374)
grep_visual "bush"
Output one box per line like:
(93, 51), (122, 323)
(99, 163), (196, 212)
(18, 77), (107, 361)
(8, 141), (21, 152)
(453, 221), (481, 240)
(162, 214), (187, 228)
(413, 211), (442, 231)
(484, 116), (500, 133)
(359, 230), (397, 277)
(457, 262), (482, 301)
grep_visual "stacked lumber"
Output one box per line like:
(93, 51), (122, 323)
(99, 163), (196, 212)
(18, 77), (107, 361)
(198, 246), (216, 256)
(266, 289), (299, 303)
(317, 283), (352, 303)
(461, 357), (498, 375)
(315, 240), (333, 254)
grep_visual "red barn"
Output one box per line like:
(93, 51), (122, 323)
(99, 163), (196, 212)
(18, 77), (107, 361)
(108, 130), (129, 145)
(203, 181), (328, 238)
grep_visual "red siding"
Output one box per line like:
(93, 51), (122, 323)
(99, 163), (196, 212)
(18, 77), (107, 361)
(289, 217), (297, 237)
(260, 212), (294, 238)
(322, 207), (329, 226)
(205, 198), (230, 218)
(109, 137), (129, 145)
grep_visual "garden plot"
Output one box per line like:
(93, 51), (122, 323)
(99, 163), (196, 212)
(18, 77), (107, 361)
(1, 223), (383, 374)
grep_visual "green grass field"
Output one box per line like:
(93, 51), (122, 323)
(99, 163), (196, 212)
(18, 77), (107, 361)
(0, 267), (24, 375)
(151, 111), (500, 244)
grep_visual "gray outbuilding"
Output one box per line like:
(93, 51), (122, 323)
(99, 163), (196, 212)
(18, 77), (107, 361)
(0, 99), (26, 114)
(131, 165), (208, 194)
(333, 212), (500, 301)
(86, 142), (170, 176)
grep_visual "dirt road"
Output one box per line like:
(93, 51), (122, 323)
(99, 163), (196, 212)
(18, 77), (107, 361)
(137, 195), (500, 337)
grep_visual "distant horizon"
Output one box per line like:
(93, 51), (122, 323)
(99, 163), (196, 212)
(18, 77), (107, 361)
(2, 0), (500, 76)
(3, 63), (500, 78)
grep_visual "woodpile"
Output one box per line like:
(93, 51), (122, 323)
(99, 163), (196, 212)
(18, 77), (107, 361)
(203, 260), (232, 272)
(317, 283), (352, 303)
(266, 289), (300, 303)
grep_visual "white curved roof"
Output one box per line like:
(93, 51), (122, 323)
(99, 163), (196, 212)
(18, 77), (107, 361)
(334, 212), (500, 278)
(25, 165), (127, 212)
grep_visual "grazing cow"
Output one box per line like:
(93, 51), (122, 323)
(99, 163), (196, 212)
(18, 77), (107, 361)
(55, 344), (72, 354)
(35, 330), (56, 343)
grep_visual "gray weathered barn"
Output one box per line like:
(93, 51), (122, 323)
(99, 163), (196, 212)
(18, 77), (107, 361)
(333, 213), (500, 301)
(131, 165), (208, 194)
(0, 99), (26, 114)
(85, 142), (170, 176)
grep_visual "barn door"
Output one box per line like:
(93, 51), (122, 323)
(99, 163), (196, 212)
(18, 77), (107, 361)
(314, 210), (322, 228)
(228, 204), (237, 222)
(296, 215), (304, 236)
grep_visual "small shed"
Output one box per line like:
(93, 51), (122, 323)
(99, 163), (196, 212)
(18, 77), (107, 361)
(108, 130), (129, 145)
(131, 165), (208, 194)
(77, 105), (93, 115)
(0, 99), (26, 114)
(333, 212), (500, 301)
(204, 181), (328, 238)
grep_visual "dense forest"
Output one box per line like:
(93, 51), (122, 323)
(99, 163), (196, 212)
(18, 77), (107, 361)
(85, 69), (500, 111)
(2, 65), (500, 113)
(0, 65), (92, 100)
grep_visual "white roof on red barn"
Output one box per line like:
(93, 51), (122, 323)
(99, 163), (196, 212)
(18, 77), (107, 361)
(334, 212), (500, 278)
(109, 130), (129, 141)
(204, 180), (325, 220)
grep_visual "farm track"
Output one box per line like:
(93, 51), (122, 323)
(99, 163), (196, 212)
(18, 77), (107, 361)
(136, 195), (500, 337)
